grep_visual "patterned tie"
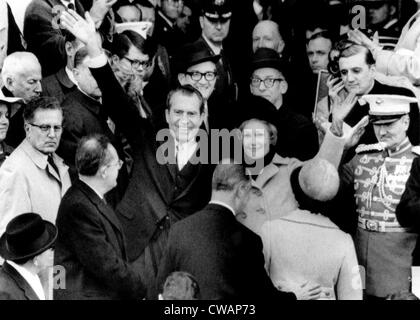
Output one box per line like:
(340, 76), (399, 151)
(47, 155), (60, 178)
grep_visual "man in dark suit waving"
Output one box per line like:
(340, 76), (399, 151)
(54, 134), (146, 300)
(155, 161), (320, 300)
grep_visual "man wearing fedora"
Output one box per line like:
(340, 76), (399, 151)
(249, 47), (319, 161)
(174, 40), (237, 131)
(0, 213), (57, 300)
(194, 0), (238, 108)
(339, 94), (420, 299)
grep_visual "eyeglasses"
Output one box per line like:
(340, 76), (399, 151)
(123, 56), (152, 70)
(185, 71), (217, 82)
(29, 123), (63, 133)
(250, 77), (284, 88)
(106, 159), (123, 169)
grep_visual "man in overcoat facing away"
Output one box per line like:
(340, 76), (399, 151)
(54, 134), (146, 300)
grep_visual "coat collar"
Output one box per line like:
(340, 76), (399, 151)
(2, 262), (40, 300)
(20, 139), (68, 182)
(56, 67), (75, 89)
(253, 153), (290, 188)
(75, 180), (124, 235)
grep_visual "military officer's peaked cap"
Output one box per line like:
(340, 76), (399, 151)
(360, 94), (418, 124)
(201, 0), (232, 20)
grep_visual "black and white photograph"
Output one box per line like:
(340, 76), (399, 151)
(1, 0), (420, 310)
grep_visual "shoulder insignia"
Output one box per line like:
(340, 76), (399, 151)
(356, 143), (384, 154)
(412, 146), (420, 156)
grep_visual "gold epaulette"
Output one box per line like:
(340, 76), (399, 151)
(412, 146), (420, 156)
(356, 143), (385, 154)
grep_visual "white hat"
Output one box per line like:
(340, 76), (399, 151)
(115, 22), (152, 39)
(0, 90), (23, 117)
(360, 94), (418, 124)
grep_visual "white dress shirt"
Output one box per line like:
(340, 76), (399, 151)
(175, 139), (198, 171)
(7, 260), (46, 300)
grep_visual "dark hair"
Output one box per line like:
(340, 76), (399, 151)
(307, 30), (335, 46)
(328, 39), (375, 77)
(166, 84), (205, 114)
(212, 161), (250, 192)
(111, 31), (157, 59)
(23, 96), (62, 123)
(73, 46), (90, 68)
(123, 30), (158, 58)
(62, 29), (77, 44)
(75, 134), (112, 176)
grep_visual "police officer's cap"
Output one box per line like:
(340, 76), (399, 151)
(201, 0), (232, 21)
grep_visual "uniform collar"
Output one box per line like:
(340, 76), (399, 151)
(387, 137), (411, 157)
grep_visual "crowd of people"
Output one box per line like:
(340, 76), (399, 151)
(1, 0), (420, 301)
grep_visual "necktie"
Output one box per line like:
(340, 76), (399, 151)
(47, 155), (60, 178)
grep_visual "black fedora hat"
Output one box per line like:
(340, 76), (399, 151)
(250, 48), (285, 74)
(0, 213), (57, 261)
(174, 41), (220, 74)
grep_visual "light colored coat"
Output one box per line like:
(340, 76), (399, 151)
(0, 139), (71, 236)
(237, 130), (346, 235)
(260, 210), (363, 300)
(375, 10), (420, 88)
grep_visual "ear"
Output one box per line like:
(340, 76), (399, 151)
(99, 165), (108, 179)
(24, 122), (31, 135)
(403, 114), (410, 130)
(178, 73), (186, 85)
(389, 5), (397, 16)
(72, 67), (80, 78)
(111, 54), (120, 66)
(4, 77), (14, 91)
(65, 42), (74, 57)
(165, 108), (170, 125)
(199, 16), (204, 29)
(280, 79), (288, 94)
(277, 39), (285, 55)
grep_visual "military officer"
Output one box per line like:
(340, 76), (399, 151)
(341, 94), (420, 299)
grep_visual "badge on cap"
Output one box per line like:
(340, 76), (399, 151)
(360, 94), (418, 124)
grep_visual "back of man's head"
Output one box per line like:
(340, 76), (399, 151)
(212, 160), (250, 192)
(76, 134), (112, 177)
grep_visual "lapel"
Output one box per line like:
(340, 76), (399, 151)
(254, 154), (289, 188)
(56, 68), (75, 89)
(75, 180), (124, 236)
(2, 262), (39, 300)
(76, 90), (102, 116)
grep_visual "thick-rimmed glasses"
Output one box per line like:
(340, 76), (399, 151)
(250, 77), (284, 88)
(29, 123), (63, 133)
(185, 71), (217, 82)
(123, 56), (152, 70)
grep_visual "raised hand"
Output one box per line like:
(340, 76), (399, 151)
(348, 29), (381, 55)
(331, 90), (358, 124)
(89, 0), (118, 25)
(60, 10), (96, 45)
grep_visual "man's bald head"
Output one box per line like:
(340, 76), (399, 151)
(252, 20), (285, 55)
(1, 52), (42, 103)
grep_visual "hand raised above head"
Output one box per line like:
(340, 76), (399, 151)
(60, 10), (97, 45)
